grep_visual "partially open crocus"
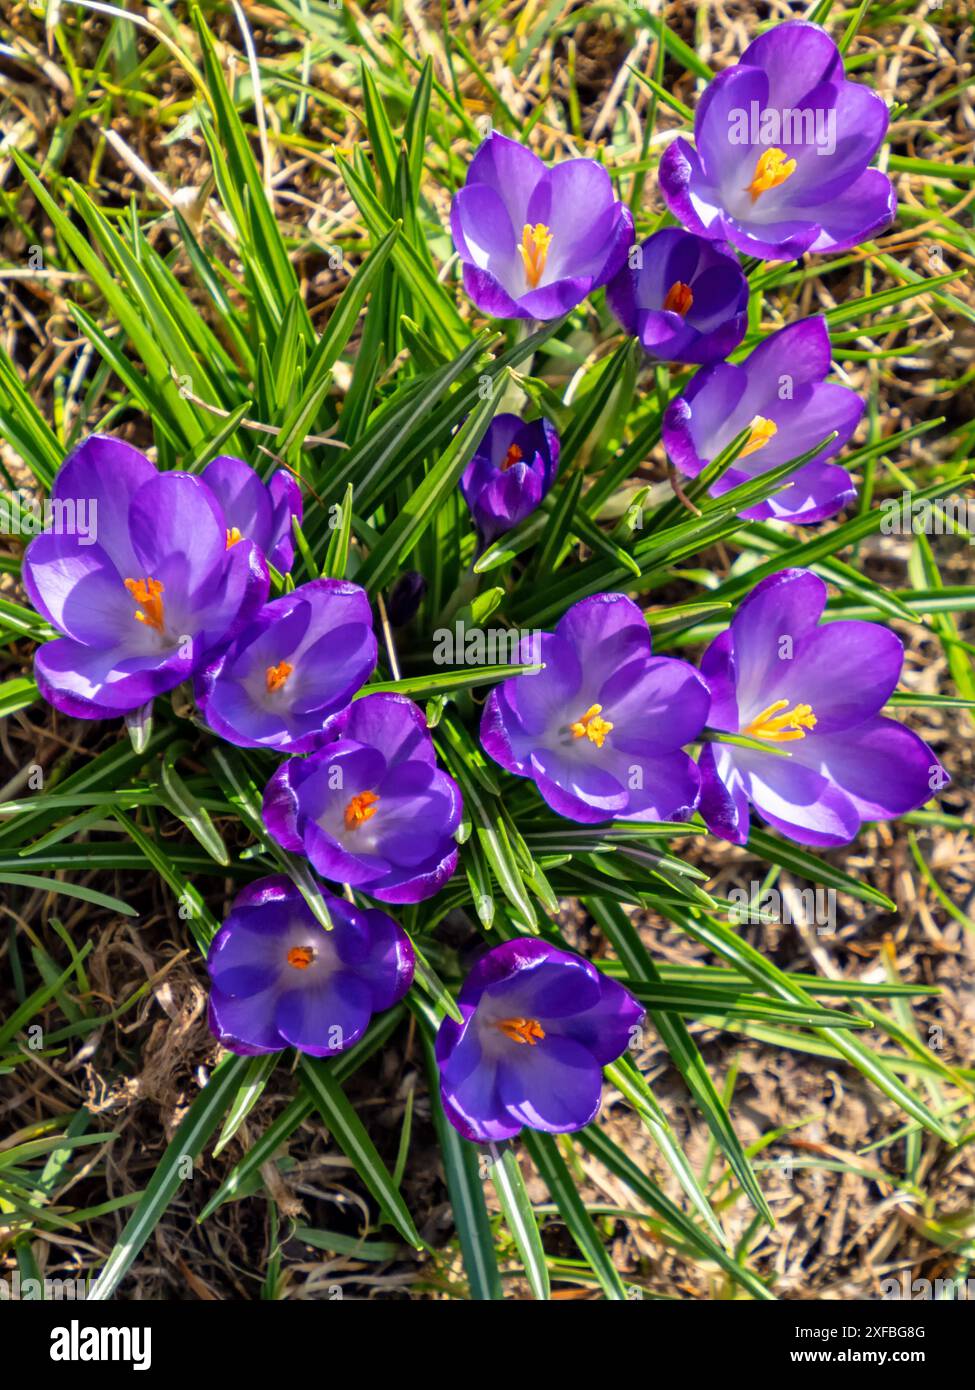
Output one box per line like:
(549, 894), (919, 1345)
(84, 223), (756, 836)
(480, 593), (709, 824)
(202, 454), (302, 573)
(436, 938), (644, 1141)
(607, 229), (749, 365)
(450, 132), (633, 319)
(195, 580), (377, 753)
(663, 317), (862, 524)
(660, 20), (896, 260)
(698, 568), (945, 847)
(263, 693), (463, 903)
(22, 435), (268, 719)
(460, 414), (559, 544)
(207, 876), (414, 1056)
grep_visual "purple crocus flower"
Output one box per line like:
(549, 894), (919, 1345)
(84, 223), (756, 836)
(460, 413), (559, 544)
(202, 454), (302, 573)
(480, 594), (709, 824)
(207, 876), (414, 1057)
(663, 317), (862, 524)
(22, 435), (268, 720)
(450, 132), (633, 319)
(660, 20), (896, 260)
(194, 580), (377, 753)
(263, 693), (463, 904)
(436, 939), (644, 1141)
(607, 229), (749, 365)
(698, 569), (945, 848)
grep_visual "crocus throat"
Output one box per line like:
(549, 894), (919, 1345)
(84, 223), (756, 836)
(741, 415), (778, 458)
(501, 443), (523, 472)
(124, 576), (165, 632)
(344, 791), (379, 831)
(519, 223), (552, 289)
(287, 945), (314, 970)
(265, 660), (293, 694)
(747, 147), (796, 202)
(745, 699), (817, 743)
(226, 527), (243, 548)
(569, 703), (614, 748)
(495, 1016), (545, 1046)
(663, 280), (694, 317)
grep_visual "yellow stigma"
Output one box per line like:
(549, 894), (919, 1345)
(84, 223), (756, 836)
(265, 660), (293, 694)
(124, 576), (165, 632)
(519, 222), (552, 289)
(501, 443), (523, 472)
(569, 703), (614, 749)
(663, 280), (694, 317)
(496, 1016), (545, 1046)
(747, 147), (797, 202)
(287, 945), (315, 970)
(226, 527), (243, 548)
(744, 699), (817, 743)
(740, 415), (778, 458)
(344, 790), (379, 831)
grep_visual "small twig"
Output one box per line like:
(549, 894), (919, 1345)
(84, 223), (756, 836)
(667, 461), (702, 517)
(375, 591), (402, 683)
(170, 372), (347, 449)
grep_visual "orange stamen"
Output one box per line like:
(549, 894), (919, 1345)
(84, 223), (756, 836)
(569, 703), (614, 749)
(519, 223), (552, 289)
(501, 443), (523, 472)
(744, 699), (817, 743)
(747, 147), (796, 202)
(663, 280), (694, 316)
(287, 945), (314, 970)
(226, 527), (243, 548)
(496, 1016), (545, 1046)
(740, 415), (778, 458)
(344, 791), (379, 831)
(265, 660), (293, 694)
(124, 576), (165, 632)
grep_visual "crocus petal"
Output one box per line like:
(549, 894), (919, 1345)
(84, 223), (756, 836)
(807, 169), (897, 253)
(736, 460), (856, 525)
(497, 1035), (604, 1133)
(275, 973), (373, 1056)
(208, 984), (283, 1054)
(776, 619), (904, 731)
(796, 716), (945, 821)
(48, 434), (156, 576)
(201, 455), (274, 552)
(739, 19), (843, 107)
(737, 745), (861, 847)
(357, 907), (416, 1010)
(554, 973), (645, 1064)
(699, 741), (751, 844)
(22, 536), (140, 645)
(729, 569), (828, 719)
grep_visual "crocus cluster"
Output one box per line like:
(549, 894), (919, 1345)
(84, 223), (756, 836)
(23, 21), (947, 1150)
(451, 21), (888, 536)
